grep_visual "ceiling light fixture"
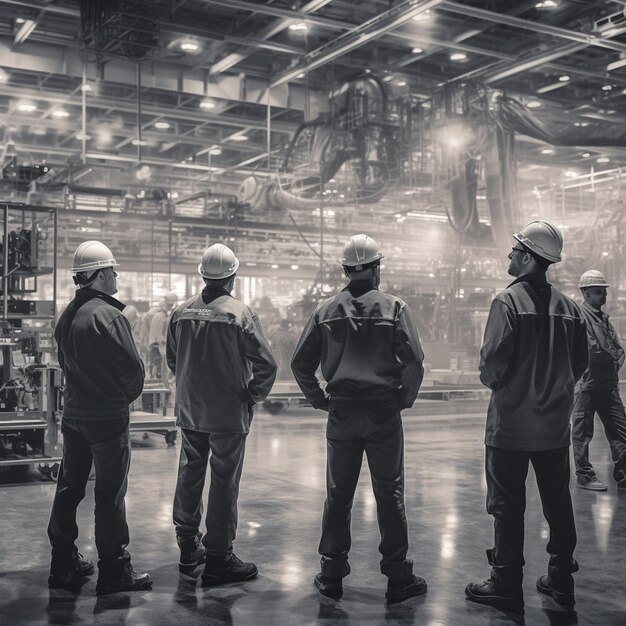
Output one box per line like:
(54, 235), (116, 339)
(607, 57), (626, 72)
(602, 84), (612, 91)
(582, 152), (591, 158)
(297, 72), (306, 78)
(17, 101), (36, 113)
(81, 83), (92, 93)
(209, 147), (222, 155)
(288, 22), (308, 31)
(383, 75), (394, 82)
(179, 39), (200, 52)
(52, 109), (70, 118)
(450, 52), (467, 61)
(231, 135), (249, 142)
(527, 100), (542, 108)
(541, 148), (555, 155)
(597, 156), (610, 163)
(397, 80), (407, 87)
(200, 99), (216, 109)
(411, 47), (423, 54)
(131, 138), (148, 146)
(558, 75), (570, 82)
(535, 1), (558, 8)
(154, 121), (170, 129)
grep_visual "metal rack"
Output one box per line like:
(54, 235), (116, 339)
(0, 203), (62, 478)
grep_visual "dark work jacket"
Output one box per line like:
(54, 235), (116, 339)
(166, 287), (277, 433)
(480, 273), (589, 451)
(579, 301), (625, 391)
(290, 280), (424, 411)
(55, 288), (145, 420)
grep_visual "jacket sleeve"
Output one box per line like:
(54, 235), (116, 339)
(573, 317), (590, 381)
(290, 309), (329, 410)
(243, 313), (277, 403)
(479, 298), (518, 390)
(394, 302), (424, 408)
(106, 314), (145, 402)
(166, 310), (178, 375)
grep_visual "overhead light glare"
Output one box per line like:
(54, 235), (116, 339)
(597, 156), (610, 163)
(413, 9), (431, 22)
(558, 75), (570, 82)
(0, 69), (8, 83)
(200, 99), (216, 109)
(535, 1), (557, 8)
(15, 17), (25, 24)
(541, 148), (555, 155)
(81, 83), (92, 93)
(179, 39), (200, 51)
(290, 264), (299, 270)
(231, 135), (249, 141)
(131, 138), (148, 146)
(527, 100), (542, 108)
(450, 52), (467, 62)
(582, 152), (591, 158)
(209, 147), (222, 155)
(76, 131), (91, 140)
(288, 22), (308, 31)
(602, 84), (612, 91)
(411, 47), (423, 54)
(154, 121), (170, 129)
(397, 80), (407, 87)
(297, 72), (306, 78)
(17, 101), (36, 113)
(383, 75), (394, 82)
(52, 109), (70, 118)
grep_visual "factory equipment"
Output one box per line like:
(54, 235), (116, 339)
(0, 203), (62, 478)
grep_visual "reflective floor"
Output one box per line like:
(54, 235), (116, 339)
(1, 405), (626, 625)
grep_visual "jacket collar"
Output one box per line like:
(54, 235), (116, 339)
(582, 300), (607, 319)
(344, 279), (378, 297)
(201, 286), (232, 304)
(74, 288), (126, 312)
(508, 272), (549, 288)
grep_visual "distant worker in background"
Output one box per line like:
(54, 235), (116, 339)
(167, 243), (277, 584)
(270, 318), (298, 380)
(143, 292), (178, 378)
(466, 222), (588, 614)
(48, 241), (152, 595)
(572, 270), (626, 491)
(291, 234), (426, 604)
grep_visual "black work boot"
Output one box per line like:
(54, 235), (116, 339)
(177, 533), (207, 574)
(201, 553), (258, 587)
(314, 562), (350, 600)
(96, 563), (153, 595)
(465, 549), (524, 614)
(48, 553), (95, 589)
(536, 558), (578, 606)
(386, 574), (428, 604)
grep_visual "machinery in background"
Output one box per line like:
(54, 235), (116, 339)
(0, 203), (63, 479)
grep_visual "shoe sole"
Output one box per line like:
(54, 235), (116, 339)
(314, 576), (343, 600)
(536, 579), (575, 606)
(465, 588), (524, 613)
(386, 582), (427, 604)
(201, 570), (258, 587)
(96, 581), (153, 595)
(576, 483), (607, 491)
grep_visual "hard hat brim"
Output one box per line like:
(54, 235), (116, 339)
(198, 258), (239, 279)
(513, 233), (561, 263)
(341, 252), (384, 267)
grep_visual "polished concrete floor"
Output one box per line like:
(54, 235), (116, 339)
(1, 404), (626, 625)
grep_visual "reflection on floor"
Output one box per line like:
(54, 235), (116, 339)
(1, 407), (625, 625)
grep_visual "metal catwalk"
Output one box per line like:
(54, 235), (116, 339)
(1, 407), (625, 625)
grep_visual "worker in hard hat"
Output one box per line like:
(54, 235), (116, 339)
(167, 243), (276, 584)
(47, 241), (152, 595)
(466, 222), (588, 613)
(291, 234), (426, 604)
(571, 270), (626, 491)
(141, 291), (178, 379)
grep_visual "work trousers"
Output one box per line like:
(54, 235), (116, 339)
(486, 445), (577, 573)
(148, 344), (163, 379)
(571, 387), (626, 482)
(47, 418), (131, 576)
(319, 406), (412, 581)
(173, 428), (247, 556)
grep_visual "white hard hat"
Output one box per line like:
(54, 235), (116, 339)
(579, 270), (609, 289)
(71, 240), (119, 275)
(341, 234), (384, 269)
(513, 221), (563, 263)
(198, 243), (239, 279)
